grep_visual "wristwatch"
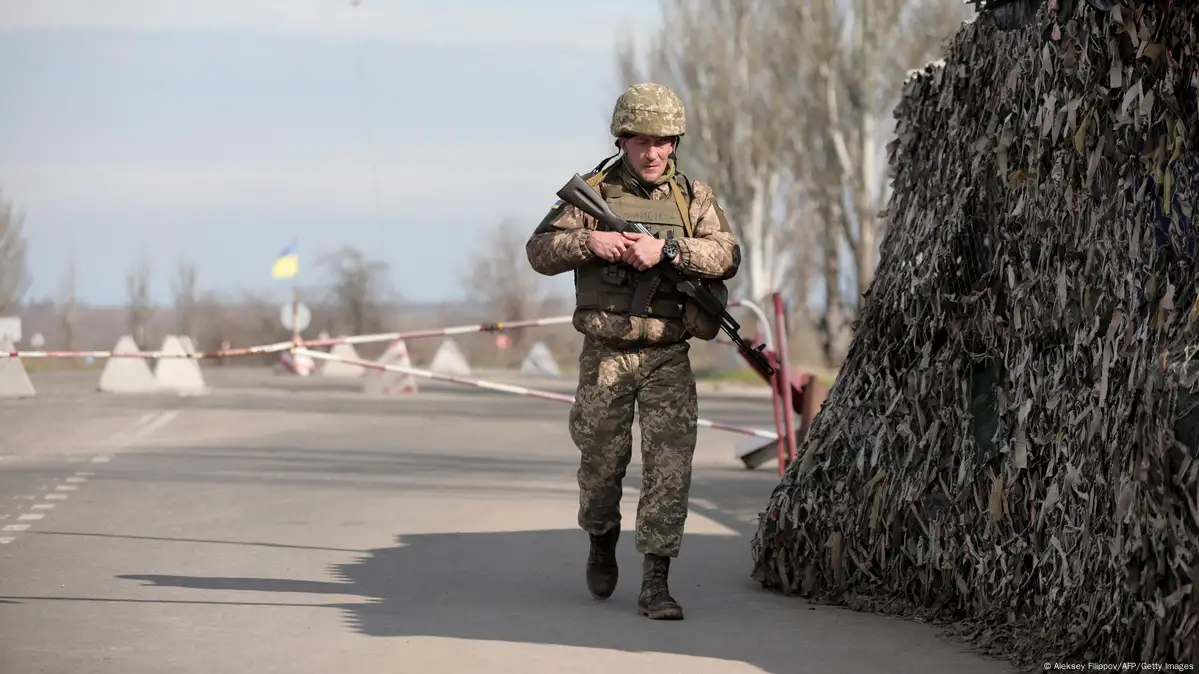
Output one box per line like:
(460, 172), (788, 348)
(662, 236), (679, 264)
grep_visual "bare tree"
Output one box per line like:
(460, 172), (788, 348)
(0, 191), (30, 314)
(616, 2), (798, 308)
(126, 256), (154, 348)
(777, 0), (967, 362)
(619, 0), (966, 366)
(781, 0), (966, 296)
(171, 258), (199, 338)
(187, 289), (295, 365)
(58, 257), (78, 350)
(318, 246), (393, 336)
(762, 0), (858, 363)
(462, 218), (547, 351)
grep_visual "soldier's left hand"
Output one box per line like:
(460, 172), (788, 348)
(620, 233), (665, 271)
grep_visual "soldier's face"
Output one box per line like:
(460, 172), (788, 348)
(620, 135), (676, 182)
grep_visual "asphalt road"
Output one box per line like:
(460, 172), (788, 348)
(0, 367), (1014, 674)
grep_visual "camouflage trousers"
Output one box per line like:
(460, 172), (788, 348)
(569, 336), (698, 558)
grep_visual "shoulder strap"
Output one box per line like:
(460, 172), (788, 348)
(585, 170), (608, 189)
(669, 179), (694, 237)
(676, 172), (695, 201)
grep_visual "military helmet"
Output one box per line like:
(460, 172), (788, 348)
(610, 82), (686, 138)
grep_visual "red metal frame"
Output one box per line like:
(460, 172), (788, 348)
(772, 292), (798, 471)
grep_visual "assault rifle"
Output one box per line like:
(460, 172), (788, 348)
(555, 173), (775, 376)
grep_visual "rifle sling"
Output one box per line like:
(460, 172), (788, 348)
(629, 269), (664, 317)
(669, 180), (694, 237)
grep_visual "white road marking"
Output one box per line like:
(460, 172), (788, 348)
(106, 410), (179, 448)
(0, 413), (177, 543)
(107, 412), (157, 445)
(138, 411), (179, 438)
(99, 410), (178, 455)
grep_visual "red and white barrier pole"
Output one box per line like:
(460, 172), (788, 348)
(301, 315), (574, 349)
(1, 341), (295, 360)
(0, 314), (574, 361)
(297, 347), (778, 440)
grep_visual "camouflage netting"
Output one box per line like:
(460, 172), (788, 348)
(751, 2), (1198, 668)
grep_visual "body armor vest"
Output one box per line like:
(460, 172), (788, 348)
(574, 174), (694, 319)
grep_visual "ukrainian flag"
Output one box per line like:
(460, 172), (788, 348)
(271, 243), (299, 279)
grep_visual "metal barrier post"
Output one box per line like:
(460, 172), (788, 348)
(772, 292), (797, 470)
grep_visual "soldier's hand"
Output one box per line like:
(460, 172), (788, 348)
(587, 231), (632, 262)
(620, 233), (665, 271)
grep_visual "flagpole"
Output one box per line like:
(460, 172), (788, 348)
(291, 285), (301, 349)
(290, 239), (301, 350)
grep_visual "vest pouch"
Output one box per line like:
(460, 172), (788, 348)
(601, 264), (630, 287)
(682, 280), (728, 341)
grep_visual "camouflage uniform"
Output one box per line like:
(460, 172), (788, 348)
(525, 83), (741, 620)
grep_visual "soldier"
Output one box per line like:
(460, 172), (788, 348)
(525, 82), (741, 620)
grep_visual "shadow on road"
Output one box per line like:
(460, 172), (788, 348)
(115, 529), (837, 673)
(112, 526), (1005, 674)
(27, 530), (365, 554)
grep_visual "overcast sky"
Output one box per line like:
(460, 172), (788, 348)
(0, 0), (661, 307)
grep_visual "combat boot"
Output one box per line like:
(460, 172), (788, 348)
(586, 528), (620, 600)
(637, 553), (684, 620)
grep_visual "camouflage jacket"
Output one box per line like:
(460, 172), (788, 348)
(525, 163), (740, 347)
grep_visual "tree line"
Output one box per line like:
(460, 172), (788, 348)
(1, 0), (968, 366)
(617, 0), (967, 364)
(0, 199), (549, 357)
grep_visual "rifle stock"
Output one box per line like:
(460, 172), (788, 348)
(556, 174), (628, 233)
(554, 174), (775, 376)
